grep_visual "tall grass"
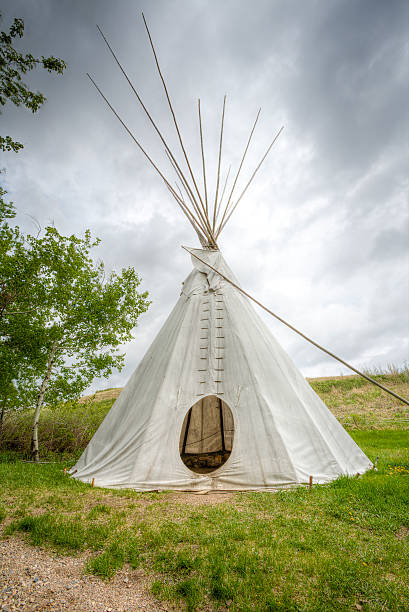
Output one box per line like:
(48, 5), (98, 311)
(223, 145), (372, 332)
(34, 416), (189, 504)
(0, 398), (114, 457)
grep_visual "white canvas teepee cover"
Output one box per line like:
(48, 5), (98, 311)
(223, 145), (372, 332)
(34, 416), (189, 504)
(71, 249), (372, 491)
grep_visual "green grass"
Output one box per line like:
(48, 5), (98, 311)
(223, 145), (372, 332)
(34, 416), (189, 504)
(1, 429), (408, 611)
(308, 371), (409, 430)
(1, 370), (408, 609)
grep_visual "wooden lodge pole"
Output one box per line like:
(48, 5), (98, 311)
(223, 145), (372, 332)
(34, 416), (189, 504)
(182, 407), (193, 455)
(218, 398), (226, 453)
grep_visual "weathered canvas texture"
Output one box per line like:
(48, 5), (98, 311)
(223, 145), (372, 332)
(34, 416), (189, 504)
(71, 249), (372, 490)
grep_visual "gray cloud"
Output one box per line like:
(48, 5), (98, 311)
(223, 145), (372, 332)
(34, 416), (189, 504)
(1, 0), (408, 392)
(371, 227), (408, 261)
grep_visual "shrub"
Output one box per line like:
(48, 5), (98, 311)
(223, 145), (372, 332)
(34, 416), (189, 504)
(0, 397), (113, 455)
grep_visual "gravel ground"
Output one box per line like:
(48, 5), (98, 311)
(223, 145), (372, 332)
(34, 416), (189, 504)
(0, 493), (234, 611)
(0, 537), (170, 612)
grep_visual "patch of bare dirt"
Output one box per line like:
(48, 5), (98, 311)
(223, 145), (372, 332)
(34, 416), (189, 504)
(80, 389), (122, 403)
(0, 537), (170, 612)
(395, 525), (409, 540)
(306, 375), (360, 382)
(166, 492), (236, 505)
(96, 491), (237, 509)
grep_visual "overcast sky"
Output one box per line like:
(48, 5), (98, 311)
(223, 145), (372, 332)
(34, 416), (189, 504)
(2, 0), (408, 391)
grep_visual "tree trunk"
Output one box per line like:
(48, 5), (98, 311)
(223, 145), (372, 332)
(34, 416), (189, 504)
(0, 398), (7, 444)
(31, 340), (58, 462)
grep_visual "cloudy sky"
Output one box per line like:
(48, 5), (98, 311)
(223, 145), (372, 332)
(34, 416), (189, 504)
(2, 0), (408, 391)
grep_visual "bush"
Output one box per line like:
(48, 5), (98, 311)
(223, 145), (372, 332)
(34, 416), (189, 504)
(0, 397), (112, 455)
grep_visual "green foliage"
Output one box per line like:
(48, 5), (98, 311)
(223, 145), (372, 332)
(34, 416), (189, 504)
(0, 398), (114, 455)
(0, 184), (45, 412)
(86, 542), (127, 579)
(15, 223), (150, 403)
(0, 184), (150, 458)
(7, 514), (86, 551)
(0, 13), (66, 152)
(309, 365), (409, 396)
(310, 377), (369, 394)
(0, 135), (23, 153)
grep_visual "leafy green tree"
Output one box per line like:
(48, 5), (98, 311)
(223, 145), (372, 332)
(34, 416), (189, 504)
(0, 193), (151, 459)
(0, 185), (44, 320)
(0, 14), (66, 152)
(0, 185), (46, 436)
(26, 227), (150, 461)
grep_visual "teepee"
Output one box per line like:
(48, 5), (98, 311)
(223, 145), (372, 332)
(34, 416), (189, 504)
(71, 16), (374, 490)
(71, 248), (372, 490)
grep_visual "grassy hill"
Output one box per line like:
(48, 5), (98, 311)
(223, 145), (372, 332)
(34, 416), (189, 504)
(1, 371), (408, 457)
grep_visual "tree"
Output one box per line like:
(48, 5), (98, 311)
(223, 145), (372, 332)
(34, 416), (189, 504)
(0, 184), (44, 320)
(0, 196), (151, 459)
(26, 227), (150, 461)
(0, 185), (47, 437)
(0, 14), (66, 152)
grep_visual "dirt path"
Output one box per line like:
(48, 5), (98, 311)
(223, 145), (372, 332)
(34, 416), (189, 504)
(0, 537), (169, 612)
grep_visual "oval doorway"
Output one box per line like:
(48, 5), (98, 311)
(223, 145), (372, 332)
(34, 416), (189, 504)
(179, 395), (234, 473)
